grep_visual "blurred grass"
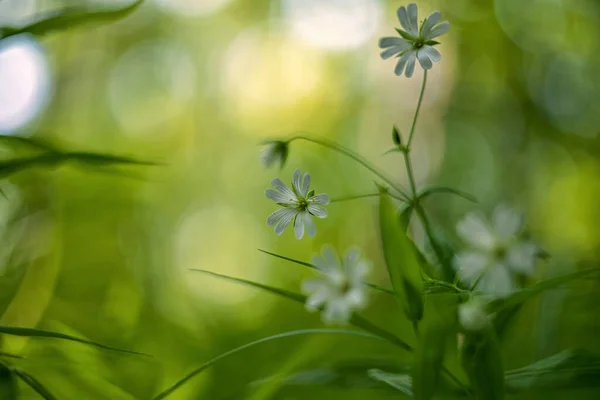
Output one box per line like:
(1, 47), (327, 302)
(0, 0), (599, 398)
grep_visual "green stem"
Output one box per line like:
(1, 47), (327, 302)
(407, 70), (428, 150)
(288, 135), (410, 201)
(330, 192), (405, 203)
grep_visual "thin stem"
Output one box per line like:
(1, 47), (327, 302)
(330, 192), (405, 203)
(407, 70), (428, 150)
(288, 135), (410, 201)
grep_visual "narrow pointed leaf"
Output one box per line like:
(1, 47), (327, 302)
(488, 267), (600, 313)
(0, 364), (17, 400)
(13, 369), (57, 400)
(258, 249), (394, 295)
(189, 269), (413, 352)
(418, 187), (477, 203)
(379, 191), (424, 321)
(0, 0), (144, 40)
(152, 329), (383, 400)
(461, 331), (504, 400)
(368, 369), (413, 397)
(0, 326), (146, 355)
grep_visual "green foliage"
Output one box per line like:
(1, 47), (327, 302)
(368, 369), (413, 397)
(12, 368), (57, 400)
(0, 0), (144, 40)
(378, 191), (424, 322)
(461, 330), (505, 400)
(0, 364), (17, 400)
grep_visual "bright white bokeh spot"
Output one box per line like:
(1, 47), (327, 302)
(0, 35), (51, 135)
(282, 0), (383, 51)
(155, 0), (234, 17)
(108, 40), (195, 136)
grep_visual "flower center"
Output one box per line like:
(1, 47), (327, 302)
(493, 246), (507, 260)
(414, 40), (424, 49)
(297, 198), (308, 211)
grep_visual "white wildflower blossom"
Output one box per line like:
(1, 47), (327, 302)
(458, 299), (491, 332)
(379, 3), (449, 77)
(260, 140), (289, 169)
(453, 205), (539, 298)
(302, 246), (370, 325)
(265, 168), (329, 239)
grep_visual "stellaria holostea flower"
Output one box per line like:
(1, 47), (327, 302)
(379, 3), (449, 77)
(265, 169), (329, 239)
(458, 299), (491, 332)
(302, 246), (370, 325)
(453, 205), (538, 298)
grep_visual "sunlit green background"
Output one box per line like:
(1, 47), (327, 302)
(1, 0), (600, 398)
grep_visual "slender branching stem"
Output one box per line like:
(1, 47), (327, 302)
(407, 70), (428, 150)
(330, 192), (405, 203)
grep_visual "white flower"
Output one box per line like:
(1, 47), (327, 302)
(458, 299), (491, 332)
(260, 140), (288, 169)
(453, 205), (538, 298)
(265, 169), (329, 239)
(379, 3), (449, 77)
(302, 246), (370, 325)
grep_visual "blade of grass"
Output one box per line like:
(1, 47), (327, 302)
(152, 329), (383, 400)
(257, 249), (394, 295)
(12, 368), (57, 400)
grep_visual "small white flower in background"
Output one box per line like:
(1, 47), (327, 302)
(458, 299), (491, 332)
(265, 169), (329, 239)
(453, 205), (539, 298)
(379, 3), (449, 77)
(260, 140), (289, 169)
(302, 246), (370, 325)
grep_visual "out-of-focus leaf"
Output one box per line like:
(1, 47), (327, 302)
(418, 187), (478, 203)
(461, 331), (504, 400)
(189, 269), (413, 352)
(399, 205), (413, 231)
(0, 364), (17, 399)
(63, 151), (161, 167)
(488, 267), (600, 313)
(13, 368), (57, 400)
(257, 249), (394, 295)
(493, 304), (523, 339)
(505, 349), (600, 391)
(151, 329), (383, 400)
(379, 191), (424, 321)
(0, 0), (144, 40)
(0, 325), (147, 355)
(413, 294), (459, 400)
(368, 369), (413, 397)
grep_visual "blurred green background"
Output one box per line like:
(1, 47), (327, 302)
(1, 0), (600, 398)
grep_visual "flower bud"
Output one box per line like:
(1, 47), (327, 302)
(260, 140), (289, 169)
(458, 300), (490, 331)
(392, 126), (402, 146)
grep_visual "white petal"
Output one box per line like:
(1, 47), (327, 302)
(307, 204), (327, 218)
(260, 146), (276, 168)
(348, 260), (370, 285)
(394, 51), (412, 76)
(420, 45), (441, 62)
(293, 213), (305, 239)
(345, 287), (367, 309)
(492, 205), (522, 239)
(405, 54), (416, 78)
(301, 172), (311, 198)
(396, 6), (412, 34)
(270, 178), (297, 201)
(292, 169), (303, 196)
(427, 21), (450, 39)
(407, 3), (419, 36)
(379, 36), (404, 48)
(303, 280), (330, 310)
(309, 193), (330, 205)
(454, 250), (490, 286)
(506, 242), (537, 275)
(416, 49), (433, 70)
(323, 298), (352, 325)
(421, 11), (442, 37)
(323, 246), (340, 270)
(476, 263), (514, 297)
(274, 209), (297, 235)
(380, 46), (402, 60)
(265, 188), (296, 205)
(266, 208), (293, 226)
(457, 212), (496, 250)
(302, 212), (317, 237)
(458, 301), (490, 331)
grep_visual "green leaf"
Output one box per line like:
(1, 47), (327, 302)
(461, 331), (504, 400)
(488, 267), (600, 313)
(189, 269), (412, 351)
(379, 191), (424, 321)
(369, 369), (413, 397)
(0, 0), (144, 40)
(152, 329), (383, 400)
(257, 249), (395, 295)
(13, 368), (57, 400)
(0, 325), (147, 356)
(0, 364), (17, 399)
(413, 294), (459, 400)
(418, 187), (478, 203)
(395, 28), (415, 41)
(399, 205), (413, 231)
(505, 349), (600, 391)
